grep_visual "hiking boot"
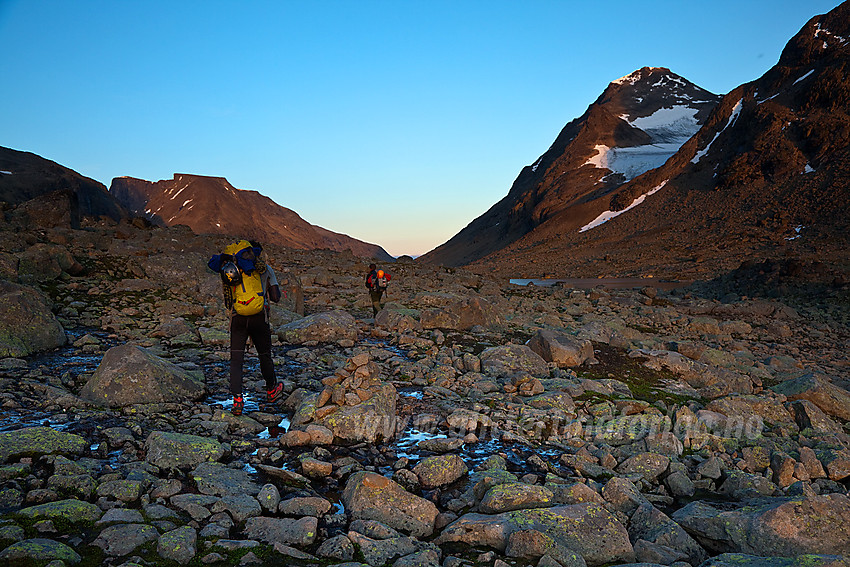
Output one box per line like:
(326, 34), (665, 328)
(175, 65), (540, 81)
(267, 382), (283, 403)
(232, 395), (244, 416)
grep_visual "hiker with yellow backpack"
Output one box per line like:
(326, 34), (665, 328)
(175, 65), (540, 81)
(208, 239), (283, 415)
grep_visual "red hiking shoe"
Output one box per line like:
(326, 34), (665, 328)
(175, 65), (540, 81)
(267, 382), (283, 403)
(232, 395), (244, 416)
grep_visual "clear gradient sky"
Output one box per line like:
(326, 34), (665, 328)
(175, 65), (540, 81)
(0, 1), (841, 256)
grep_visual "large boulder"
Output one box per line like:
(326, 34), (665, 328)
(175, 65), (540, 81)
(527, 329), (594, 368)
(80, 344), (205, 407)
(342, 472), (439, 538)
(417, 293), (504, 331)
(480, 345), (549, 378)
(0, 427), (87, 463)
(671, 495), (850, 556)
(277, 310), (357, 344)
(17, 243), (83, 283)
(0, 538), (81, 565)
(0, 280), (66, 357)
(144, 431), (224, 471)
(772, 373), (850, 421)
(436, 503), (634, 566)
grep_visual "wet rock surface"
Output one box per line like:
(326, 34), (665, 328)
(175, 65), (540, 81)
(0, 220), (847, 566)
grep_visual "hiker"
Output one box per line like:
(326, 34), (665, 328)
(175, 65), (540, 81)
(208, 239), (283, 415)
(365, 263), (391, 316)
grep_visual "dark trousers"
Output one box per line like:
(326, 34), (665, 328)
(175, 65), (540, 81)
(230, 312), (276, 395)
(370, 289), (384, 316)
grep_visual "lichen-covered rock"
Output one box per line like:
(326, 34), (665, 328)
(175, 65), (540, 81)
(701, 553), (850, 567)
(242, 516), (318, 546)
(436, 503), (634, 566)
(342, 472), (439, 538)
(144, 431), (224, 471)
(80, 344), (205, 407)
(0, 538), (81, 565)
(527, 329), (594, 367)
(0, 280), (66, 357)
(0, 426), (87, 463)
(671, 494), (850, 556)
(92, 523), (159, 556)
(416, 292), (504, 331)
(190, 461), (262, 496)
(157, 526), (197, 565)
(277, 309), (357, 344)
(17, 498), (103, 525)
(412, 454), (468, 489)
(773, 373), (850, 421)
(480, 344), (549, 378)
(479, 482), (555, 514)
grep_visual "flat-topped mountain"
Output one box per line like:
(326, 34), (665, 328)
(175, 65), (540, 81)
(110, 174), (393, 260)
(420, 67), (721, 267)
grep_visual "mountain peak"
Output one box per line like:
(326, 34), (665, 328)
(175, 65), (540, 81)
(611, 66), (672, 86)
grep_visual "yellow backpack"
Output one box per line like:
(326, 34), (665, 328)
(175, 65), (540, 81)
(232, 271), (265, 316)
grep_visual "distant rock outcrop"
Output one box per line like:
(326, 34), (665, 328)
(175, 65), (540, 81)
(110, 174), (393, 260)
(0, 146), (126, 227)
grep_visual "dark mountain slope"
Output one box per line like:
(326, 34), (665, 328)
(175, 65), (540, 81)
(0, 146), (126, 227)
(110, 174), (393, 260)
(470, 2), (850, 281)
(420, 67), (720, 266)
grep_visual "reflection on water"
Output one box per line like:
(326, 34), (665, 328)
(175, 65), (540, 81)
(510, 277), (693, 290)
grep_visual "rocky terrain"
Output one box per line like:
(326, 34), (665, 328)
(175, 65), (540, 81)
(0, 216), (849, 567)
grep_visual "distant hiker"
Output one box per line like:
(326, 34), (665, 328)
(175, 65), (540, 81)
(208, 239), (283, 415)
(365, 263), (391, 316)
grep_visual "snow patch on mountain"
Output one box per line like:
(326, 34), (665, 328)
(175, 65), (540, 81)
(692, 98), (743, 164)
(579, 181), (668, 233)
(584, 106), (701, 182)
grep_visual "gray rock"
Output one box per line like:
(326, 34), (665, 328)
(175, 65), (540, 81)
(316, 534), (355, 561)
(0, 281), (66, 357)
(601, 477), (649, 515)
(527, 329), (593, 367)
(772, 373), (850, 421)
(342, 472), (439, 538)
(256, 483), (280, 513)
(671, 495), (850, 556)
(347, 531), (420, 567)
(479, 482), (554, 514)
(700, 553), (850, 567)
(505, 529), (586, 567)
(92, 523), (159, 556)
(0, 427), (87, 464)
(616, 452), (670, 483)
(278, 496), (332, 517)
(413, 454), (468, 489)
(436, 503), (634, 566)
(144, 431), (224, 471)
(96, 507), (145, 525)
(480, 344), (549, 378)
(719, 470), (778, 500)
(0, 537), (81, 565)
(18, 499), (102, 525)
(277, 309), (357, 344)
(417, 293), (504, 331)
(157, 526), (198, 565)
(217, 493), (262, 523)
(242, 516), (318, 546)
(628, 503), (706, 564)
(80, 344), (205, 407)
